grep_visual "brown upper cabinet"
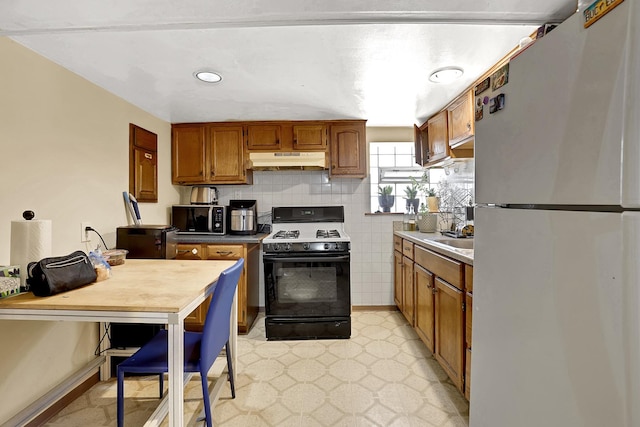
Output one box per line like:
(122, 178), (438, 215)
(246, 124), (282, 150)
(129, 124), (158, 202)
(447, 90), (475, 149)
(329, 121), (367, 178)
(293, 123), (327, 151)
(427, 110), (449, 165)
(172, 123), (252, 185)
(172, 120), (365, 182)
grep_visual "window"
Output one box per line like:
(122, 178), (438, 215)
(369, 142), (444, 213)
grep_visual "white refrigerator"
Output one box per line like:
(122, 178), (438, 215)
(471, 1), (640, 426)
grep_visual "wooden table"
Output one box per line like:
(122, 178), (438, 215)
(0, 259), (237, 427)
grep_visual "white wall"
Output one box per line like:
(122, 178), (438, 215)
(0, 37), (179, 424)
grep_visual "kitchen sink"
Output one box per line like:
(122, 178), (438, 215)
(432, 239), (474, 250)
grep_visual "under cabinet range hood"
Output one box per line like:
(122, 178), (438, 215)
(248, 152), (327, 170)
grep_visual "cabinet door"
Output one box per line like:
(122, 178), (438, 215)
(130, 124), (158, 202)
(246, 124), (282, 150)
(172, 126), (206, 184)
(447, 90), (474, 147)
(415, 265), (435, 353)
(293, 123), (327, 151)
(329, 122), (367, 177)
(132, 146), (157, 202)
(434, 277), (465, 391)
(427, 110), (449, 164)
(402, 256), (415, 326)
(207, 125), (247, 183)
(205, 244), (247, 326)
(394, 250), (403, 309)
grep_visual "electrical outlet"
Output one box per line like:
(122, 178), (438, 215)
(234, 190), (241, 199)
(81, 222), (91, 243)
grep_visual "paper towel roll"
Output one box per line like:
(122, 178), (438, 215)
(10, 220), (52, 287)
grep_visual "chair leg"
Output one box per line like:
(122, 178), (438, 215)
(225, 341), (236, 398)
(158, 373), (164, 398)
(117, 368), (125, 427)
(200, 369), (213, 427)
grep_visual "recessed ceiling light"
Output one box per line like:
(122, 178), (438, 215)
(429, 67), (464, 84)
(194, 71), (222, 83)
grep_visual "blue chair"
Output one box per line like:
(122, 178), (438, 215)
(116, 258), (244, 427)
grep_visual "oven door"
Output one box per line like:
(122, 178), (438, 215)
(264, 252), (350, 318)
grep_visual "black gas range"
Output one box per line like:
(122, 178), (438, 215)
(263, 206), (351, 340)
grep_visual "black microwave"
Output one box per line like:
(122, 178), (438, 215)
(171, 205), (226, 234)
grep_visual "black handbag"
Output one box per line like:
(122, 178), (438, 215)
(27, 250), (97, 297)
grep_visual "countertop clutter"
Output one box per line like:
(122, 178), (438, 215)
(394, 230), (473, 265)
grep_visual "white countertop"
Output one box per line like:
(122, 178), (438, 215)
(394, 230), (474, 265)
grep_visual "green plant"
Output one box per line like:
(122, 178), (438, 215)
(427, 188), (437, 197)
(419, 203), (428, 214)
(410, 170), (430, 196)
(378, 185), (393, 196)
(403, 184), (418, 199)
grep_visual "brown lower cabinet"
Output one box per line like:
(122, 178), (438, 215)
(414, 265), (435, 353)
(434, 277), (465, 391)
(175, 242), (260, 333)
(395, 237), (471, 398)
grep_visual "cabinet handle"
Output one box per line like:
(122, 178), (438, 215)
(216, 250), (233, 256)
(467, 122), (471, 130)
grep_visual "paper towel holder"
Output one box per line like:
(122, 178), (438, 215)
(23, 210), (35, 220)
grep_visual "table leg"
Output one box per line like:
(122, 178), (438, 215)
(167, 316), (184, 427)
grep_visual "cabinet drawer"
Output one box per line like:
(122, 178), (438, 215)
(402, 241), (414, 258)
(393, 236), (403, 252)
(205, 245), (243, 259)
(415, 246), (463, 289)
(176, 244), (204, 260)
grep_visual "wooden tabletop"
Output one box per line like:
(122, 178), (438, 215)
(0, 259), (236, 313)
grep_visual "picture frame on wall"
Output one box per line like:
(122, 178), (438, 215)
(475, 97), (484, 121)
(491, 63), (509, 91)
(474, 77), (490, 96)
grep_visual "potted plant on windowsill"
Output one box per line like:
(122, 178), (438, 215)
(378, 185), (395, 212)
(403, 184), (420, 213)
(426, 188), (440, 213)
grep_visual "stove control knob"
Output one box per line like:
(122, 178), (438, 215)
(285, 243), (292, 251)
(324, 243), (330, 250)
(303, 243), (310, 250)
(273, 244), (280, 251)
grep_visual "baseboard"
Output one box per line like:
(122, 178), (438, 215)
(352, 305), (398, 311)
(24, 373), (100, 427)
(3, 356), (104, 427)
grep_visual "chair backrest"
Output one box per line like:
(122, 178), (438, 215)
(200, 258), (244, 370)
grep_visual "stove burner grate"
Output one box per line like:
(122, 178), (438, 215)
(273, 230), (300, 239)
(316, 229), (341, 239)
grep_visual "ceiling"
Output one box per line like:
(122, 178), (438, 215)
(0, 0), (577, 127)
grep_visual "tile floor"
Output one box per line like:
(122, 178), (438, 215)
(45, 311), (469, 426)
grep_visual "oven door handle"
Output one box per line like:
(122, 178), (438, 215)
(263, 255), (350, 263)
